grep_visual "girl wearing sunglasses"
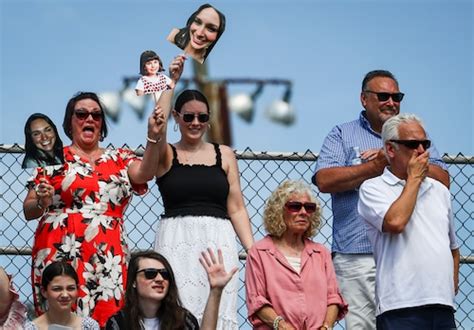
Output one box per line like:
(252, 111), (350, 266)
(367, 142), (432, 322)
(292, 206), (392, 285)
(150, 56), (253, 329)
(105, 249), (237, 330)
(245, 180), (348, 330)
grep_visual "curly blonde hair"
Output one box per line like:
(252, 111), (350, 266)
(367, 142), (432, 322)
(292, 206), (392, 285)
(263, 180), (321, 238)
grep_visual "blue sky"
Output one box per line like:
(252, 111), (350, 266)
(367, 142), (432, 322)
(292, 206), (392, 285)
(1, 0), (472, 156)
(1, 1), (472, 327)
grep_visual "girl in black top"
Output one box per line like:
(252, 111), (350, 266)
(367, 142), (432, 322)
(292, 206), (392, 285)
(150, 56), (253, 329)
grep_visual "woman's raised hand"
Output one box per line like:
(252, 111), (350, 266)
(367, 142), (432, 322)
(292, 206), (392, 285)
(147, 104), (166, 142)
(199, 248), (238, 291)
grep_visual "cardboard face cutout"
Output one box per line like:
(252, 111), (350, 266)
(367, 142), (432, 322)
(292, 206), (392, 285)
(167, 4), (226, 64)
(135, 50), (175, 102)
(22, 113), (64, 169)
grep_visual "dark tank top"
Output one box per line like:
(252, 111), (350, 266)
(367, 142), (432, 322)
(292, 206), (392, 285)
(156, 143), (230, 219)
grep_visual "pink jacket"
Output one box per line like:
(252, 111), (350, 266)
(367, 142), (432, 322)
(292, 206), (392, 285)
(245, 236), (348, 329)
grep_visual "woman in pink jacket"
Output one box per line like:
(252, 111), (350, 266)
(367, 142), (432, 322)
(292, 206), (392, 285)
(245, 180), (348, 330)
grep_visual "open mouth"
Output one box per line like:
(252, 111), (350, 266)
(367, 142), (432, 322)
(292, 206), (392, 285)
(82, 126), (96, 136)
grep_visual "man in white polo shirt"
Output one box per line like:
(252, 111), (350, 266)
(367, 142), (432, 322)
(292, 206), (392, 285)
(358, 113), (459, 329)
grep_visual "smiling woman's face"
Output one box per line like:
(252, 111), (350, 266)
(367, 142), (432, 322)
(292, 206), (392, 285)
(41, 275), (78, 313)
(30, 118), (56, 154)
(189, 7), (220, 50)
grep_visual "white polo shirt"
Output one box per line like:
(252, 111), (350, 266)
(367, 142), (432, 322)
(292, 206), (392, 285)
(358, 168), (458, 316)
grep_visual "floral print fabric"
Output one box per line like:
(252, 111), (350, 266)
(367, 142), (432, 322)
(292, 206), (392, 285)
(29, 146), (146, 327)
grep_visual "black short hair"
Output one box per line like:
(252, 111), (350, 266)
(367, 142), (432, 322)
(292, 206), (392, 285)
(62, 92), (108, 141)
(139, 50), (165, 75)
(362, 70), (399, 91)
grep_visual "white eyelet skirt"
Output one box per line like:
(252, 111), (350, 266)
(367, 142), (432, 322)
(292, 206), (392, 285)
(154, 215), (239, 330)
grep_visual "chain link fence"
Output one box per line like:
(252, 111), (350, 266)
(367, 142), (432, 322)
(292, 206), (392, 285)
(0, 144), (472, 329)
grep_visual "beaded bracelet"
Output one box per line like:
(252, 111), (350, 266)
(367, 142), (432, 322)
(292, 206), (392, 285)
(273, 316), (284, 329)
(146, 136), (162, 144)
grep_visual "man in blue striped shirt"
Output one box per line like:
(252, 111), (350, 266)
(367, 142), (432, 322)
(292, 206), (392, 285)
(313, 70), (449, 329)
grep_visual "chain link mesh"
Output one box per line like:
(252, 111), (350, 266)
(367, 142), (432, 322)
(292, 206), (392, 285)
(0, 144), (472, 328)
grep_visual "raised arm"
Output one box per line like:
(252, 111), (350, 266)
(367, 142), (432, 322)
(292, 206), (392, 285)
(199, 248), (238, 330)
(223, 146), (254, 251)
(128, 55), (186, 184)
(382, 151), (428, 233)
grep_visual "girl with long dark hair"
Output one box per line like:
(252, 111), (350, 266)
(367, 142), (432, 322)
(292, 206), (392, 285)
(106, 249), (236, 330)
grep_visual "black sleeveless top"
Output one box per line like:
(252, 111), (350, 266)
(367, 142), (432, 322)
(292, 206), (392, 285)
(156, 143), (230, 219)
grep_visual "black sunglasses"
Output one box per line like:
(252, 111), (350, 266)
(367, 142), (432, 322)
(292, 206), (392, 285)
(179, 112), (210, 123)
(74, 109), (102, 121)
(365, 90), (405, 103)
(137, 268), (171, 281)
(285, 201), (317, 214)
(390, 139), (431, 150)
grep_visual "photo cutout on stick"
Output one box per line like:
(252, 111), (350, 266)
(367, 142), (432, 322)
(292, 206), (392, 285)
(22, 113), (64, 169)
(167, 3), (226, 64)
(135, 50), (174, 103)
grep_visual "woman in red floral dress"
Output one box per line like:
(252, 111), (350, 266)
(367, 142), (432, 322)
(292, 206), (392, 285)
(22, 69), (181, 326)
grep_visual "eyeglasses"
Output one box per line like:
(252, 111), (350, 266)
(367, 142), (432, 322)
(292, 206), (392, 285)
(137, 268), (171, 281)
(285, 201), (317, 214)
(390, 139), (431, 150)
(365, 90), (405, 103)
(74, 110), (102, 121)
(179, 112), (210, 123)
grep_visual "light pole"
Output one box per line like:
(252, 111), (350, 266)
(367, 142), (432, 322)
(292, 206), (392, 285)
(99, 67), (295, 147)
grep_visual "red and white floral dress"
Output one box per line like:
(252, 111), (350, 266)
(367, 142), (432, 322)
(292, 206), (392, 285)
(28, 146), (146, 327)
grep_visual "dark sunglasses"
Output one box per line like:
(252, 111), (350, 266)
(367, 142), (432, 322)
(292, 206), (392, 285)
(390, 139), (431, 150)
(137, 268), (171, 281)
(74, 110), (102, 121)
(285, 201), (317, 214)
(365, 90), (405, 103)
(179, 112), (210, 123)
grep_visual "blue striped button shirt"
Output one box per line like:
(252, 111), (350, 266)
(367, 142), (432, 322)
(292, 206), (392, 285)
(314, 111), (447, 254)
